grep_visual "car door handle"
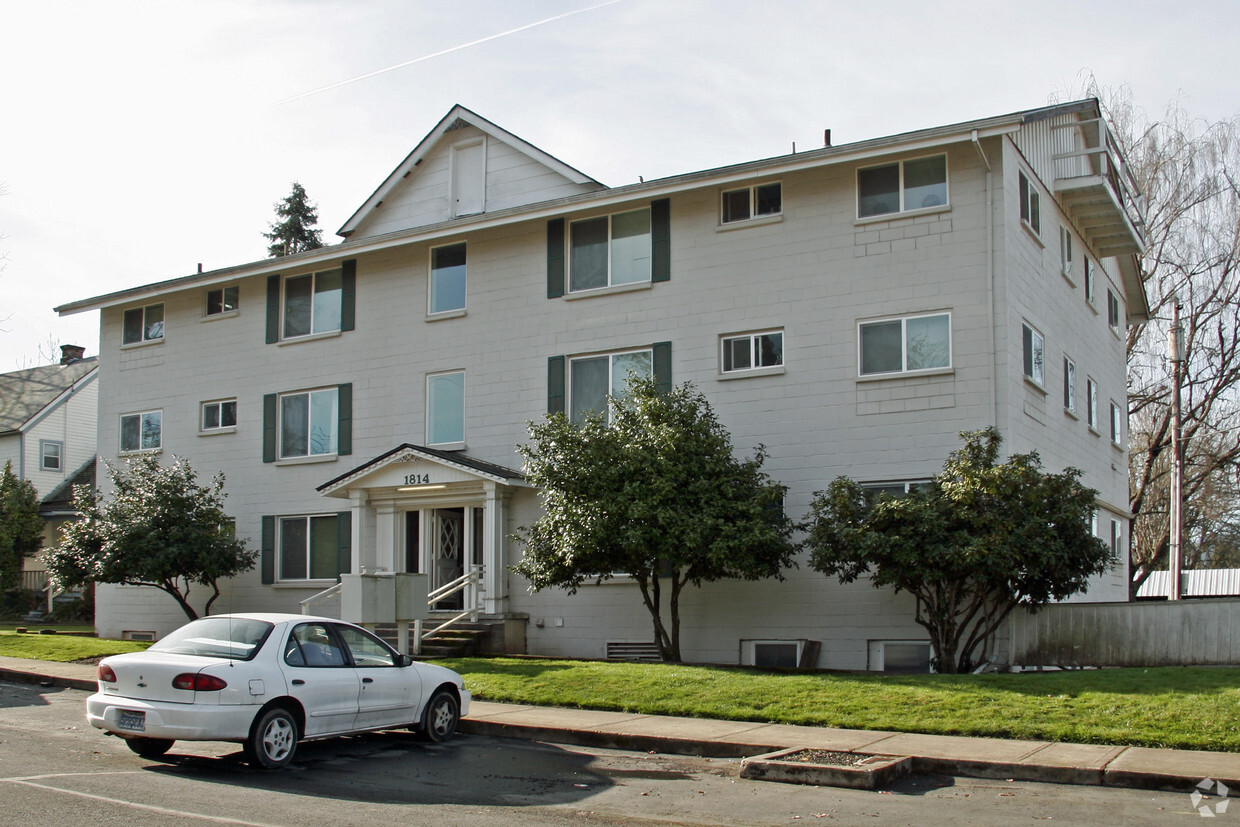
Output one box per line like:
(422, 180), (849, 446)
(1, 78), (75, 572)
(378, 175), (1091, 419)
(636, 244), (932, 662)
(291, 679), (305, 686)
(362, 677), (374, 684)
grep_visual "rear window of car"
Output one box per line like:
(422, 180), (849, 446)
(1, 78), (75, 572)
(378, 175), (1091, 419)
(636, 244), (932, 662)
(149, 618), (274, 661)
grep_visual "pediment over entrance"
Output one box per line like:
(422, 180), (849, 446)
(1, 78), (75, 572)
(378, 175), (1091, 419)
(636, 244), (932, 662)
(317, 444), (524, 499)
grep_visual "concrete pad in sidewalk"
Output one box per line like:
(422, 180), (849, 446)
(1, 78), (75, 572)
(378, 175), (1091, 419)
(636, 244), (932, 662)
(1106, 746), (1240, 791)
(467, 701), (648, 729)
(714, 722), (897, 753)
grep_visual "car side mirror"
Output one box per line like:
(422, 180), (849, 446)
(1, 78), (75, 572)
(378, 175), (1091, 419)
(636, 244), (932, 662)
(397, 654), (414, 667)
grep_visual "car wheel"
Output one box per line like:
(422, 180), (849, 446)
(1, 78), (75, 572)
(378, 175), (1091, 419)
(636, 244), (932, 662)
(420, 688), (460, 743)
(125, 737), (174, 759)
(247, 707), (298, 769)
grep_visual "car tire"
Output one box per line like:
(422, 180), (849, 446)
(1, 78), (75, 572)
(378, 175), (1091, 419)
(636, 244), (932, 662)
(420, 688), (460, 743)
(125, 737), (174, 759)
(247, 706), (298, 769)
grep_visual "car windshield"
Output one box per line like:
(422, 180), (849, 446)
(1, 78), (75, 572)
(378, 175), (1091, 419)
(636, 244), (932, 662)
(149, 617), (274, 661)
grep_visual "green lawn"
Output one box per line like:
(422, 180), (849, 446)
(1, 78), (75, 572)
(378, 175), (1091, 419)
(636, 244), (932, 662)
(441, 657), (1240, 753)
(0, 627), (151, 662)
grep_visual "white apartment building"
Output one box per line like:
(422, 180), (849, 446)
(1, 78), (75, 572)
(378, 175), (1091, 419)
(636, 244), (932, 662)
(58, 100), (1145, 669)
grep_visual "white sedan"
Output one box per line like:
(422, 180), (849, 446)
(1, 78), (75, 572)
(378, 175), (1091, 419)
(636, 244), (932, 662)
(86, 613), (471, 769)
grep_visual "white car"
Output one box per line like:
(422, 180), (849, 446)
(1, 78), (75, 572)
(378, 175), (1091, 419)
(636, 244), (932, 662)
(86, 613), (471, 769)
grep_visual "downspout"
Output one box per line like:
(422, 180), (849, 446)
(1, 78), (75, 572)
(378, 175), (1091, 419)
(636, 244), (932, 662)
(972, 130), (999, 427)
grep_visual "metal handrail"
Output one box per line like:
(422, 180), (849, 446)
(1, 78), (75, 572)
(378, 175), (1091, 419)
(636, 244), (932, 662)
(422, 565), (482, 640)
(300, 582), (342, 614)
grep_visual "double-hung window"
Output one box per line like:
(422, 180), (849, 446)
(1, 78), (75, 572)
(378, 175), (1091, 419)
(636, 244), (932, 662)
(205, 286), (239, 317)
(1063, 356), (1076, 413)
(122, 304), (164, 345)
(569, 208), (652, 292)
(721, 183), (782, 224)
(1110, 401), (1123, 447)
(426, 371), (465, 446)
(857, 155), (947, 218)
(1107, 289), (1122, 335)
(280, 388), (338, 458)
(721, 330), (783, 374)
(283, 268), (342, 338)
(40, 440), (63, 471)
(1087, 378), (1099, 430)
(120, 410), (162, 453)
(1085, 259), (1097, 305)
(858, 313), (951, 376)
(1110, 519), (1123, 556)
(279, 515), (342, 581)
(570, 349), (653, 425)
(1022, 323), (1045, 387)
(1060, 226), (1074, 278)
(201, 399), (237, 431)
(429, 243), (466, 314)
(1019, 171), (1040, 235)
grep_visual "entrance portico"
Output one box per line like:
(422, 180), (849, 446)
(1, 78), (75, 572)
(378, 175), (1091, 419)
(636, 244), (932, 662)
(317, 444), (524, 618)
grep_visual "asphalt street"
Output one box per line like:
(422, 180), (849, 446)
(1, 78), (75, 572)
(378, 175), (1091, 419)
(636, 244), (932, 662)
(0, 680), (1215, 825)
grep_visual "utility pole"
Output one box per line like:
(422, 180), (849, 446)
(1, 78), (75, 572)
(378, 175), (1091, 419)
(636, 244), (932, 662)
(1168, 300), (1185, 600)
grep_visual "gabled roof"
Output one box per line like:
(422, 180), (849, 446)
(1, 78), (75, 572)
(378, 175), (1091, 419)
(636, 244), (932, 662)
(39, 457), (96, 517)
(317, 443), (524, 496)
(337, 104), (603, 238)
(0, 358), (98, 436)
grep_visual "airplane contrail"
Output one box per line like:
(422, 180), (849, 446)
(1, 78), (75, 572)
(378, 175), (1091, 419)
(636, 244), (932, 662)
(275, 0), (625, 106)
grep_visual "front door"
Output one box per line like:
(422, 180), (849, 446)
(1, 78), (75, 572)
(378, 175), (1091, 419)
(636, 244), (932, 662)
(430, 508), (464, 610)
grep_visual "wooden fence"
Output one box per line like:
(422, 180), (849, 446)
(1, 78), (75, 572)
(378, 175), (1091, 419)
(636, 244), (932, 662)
(1003, 598), (1240, 668)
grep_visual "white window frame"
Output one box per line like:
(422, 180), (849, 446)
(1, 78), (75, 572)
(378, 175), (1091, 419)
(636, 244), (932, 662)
(39, 440), (63, 471)
(428, 242), (467, 316)
(1059, 226), (1074, 280)
(1063, 356), (1076, 414)
(1019, 171), (1041, 236)
(568, 347), (653, 425)
(200, 399), (237, 432)
(568, 207), (652, 293)
(277, 514), (341, 583)
(1110, 401), (1123, 447)
(1110, 519), (1123, 556)
(1085, 259), (1097, 306)
(205, 285), (239, 317)
(426, 370), (466, 447)
(720, 330), (784, 375)
(721, 182), (782, 224)
(122, 303), (164, 346)
(1022, 323), (1045, 387)
(1087, 378), (1099, 430)
(857, 312), (952, 377)
(281, 268), (343, 340)
(856, 154), (949, 219)
(1107, 289), (1122, 335)
(120, 410), (162, 454)
(277, 387), (338, 459)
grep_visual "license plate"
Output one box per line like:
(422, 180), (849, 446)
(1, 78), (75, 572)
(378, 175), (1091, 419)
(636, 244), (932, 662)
(118, 710), (145, 732)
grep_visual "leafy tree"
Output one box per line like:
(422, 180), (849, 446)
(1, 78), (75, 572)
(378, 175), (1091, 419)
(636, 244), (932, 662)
(263, 181), (324, 257)
(513, 376), (797, 663)
(803, 429), (1113, 674)
(0, 461), (44, 592)
(45, 455), (256, 620)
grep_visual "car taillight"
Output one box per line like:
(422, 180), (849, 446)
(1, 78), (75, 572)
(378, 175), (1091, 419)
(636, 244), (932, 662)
(97, 664), (117, 682)
(172, 673), (228, 691)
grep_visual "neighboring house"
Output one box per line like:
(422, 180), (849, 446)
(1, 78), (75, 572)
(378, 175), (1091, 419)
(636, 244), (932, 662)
(57, 100), (1146, 669)
(0, 346), (99, 590)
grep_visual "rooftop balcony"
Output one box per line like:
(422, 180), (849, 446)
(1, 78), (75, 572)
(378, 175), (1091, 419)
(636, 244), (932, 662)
(1052, 118), (1146, 258)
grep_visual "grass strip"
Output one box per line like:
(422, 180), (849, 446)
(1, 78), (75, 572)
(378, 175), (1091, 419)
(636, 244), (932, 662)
(0, 630), (151, 662)
(442, 657), (1240, 753)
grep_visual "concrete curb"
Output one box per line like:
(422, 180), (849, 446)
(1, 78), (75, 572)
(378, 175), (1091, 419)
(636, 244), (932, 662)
(0, 665), (96, 693)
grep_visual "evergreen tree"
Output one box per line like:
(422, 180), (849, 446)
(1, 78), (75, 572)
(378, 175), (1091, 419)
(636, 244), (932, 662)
(0, 461), (44, 592)
(264, 182), (324, 257)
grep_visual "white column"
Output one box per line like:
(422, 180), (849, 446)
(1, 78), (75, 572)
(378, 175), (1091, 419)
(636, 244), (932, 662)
(481, 483), (509, 615)
(374, 501), (398, 573)
(349, 490), (369, 574)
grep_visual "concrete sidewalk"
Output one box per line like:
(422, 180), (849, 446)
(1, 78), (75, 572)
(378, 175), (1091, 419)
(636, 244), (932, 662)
(3, 654), (1235, 793)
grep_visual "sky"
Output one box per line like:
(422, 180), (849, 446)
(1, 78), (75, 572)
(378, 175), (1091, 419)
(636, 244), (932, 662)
(2, 0), (1237, 372)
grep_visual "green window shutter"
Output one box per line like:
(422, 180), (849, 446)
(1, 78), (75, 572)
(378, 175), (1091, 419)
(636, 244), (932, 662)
(547, 218), (565, 299)
(340, 259), (356, 331)
(547, 355), (565, 414)
(652, 341), (672, 394)
(262, 393), (277, 463)
(261, 515), (276, 584)
(337, 383), (352, 456)
(336, 511), (352, 580)
(651, 198), (671, 283)
(265, 275), (282, 343)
